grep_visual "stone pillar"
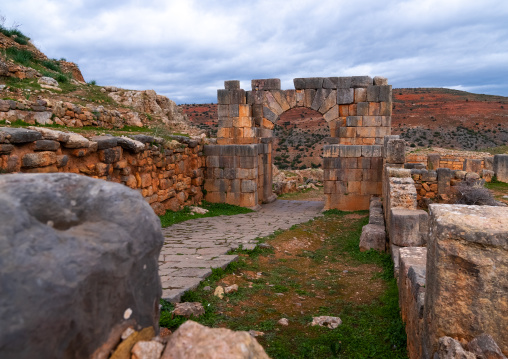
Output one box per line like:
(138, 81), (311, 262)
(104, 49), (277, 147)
(323, 144), (383, 210)
(217, 81), (255, 145)
(494, 154), (508, 182)
(436, 168), (452, 195)
(427, 153), (440, 171)
(423, 204), (508, 358)
(204, 144), (260, 208)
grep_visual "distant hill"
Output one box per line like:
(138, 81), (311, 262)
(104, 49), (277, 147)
(181, 88), (508, 169)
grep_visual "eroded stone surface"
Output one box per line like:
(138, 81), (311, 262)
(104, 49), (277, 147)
(161, 320), (269, 359)
(0, 173), (163, 359)
(423, 204), (508, 358)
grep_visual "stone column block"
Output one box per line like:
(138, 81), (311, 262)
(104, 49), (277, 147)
(463, 159), (482, 173)
(484, 156), (494, 171)
(427, 154), (440, 170)
(251, 78), (281, 90)
(224, 80), (240, 90)
(389, 208), (428, 246)
(385, 139), (406, 164)
(359, 224), (386, 252)
(436, 168), (452, 194)
(494, 154), (508, 182)
(373, 76), (388, 85)
(423, 204), (508, 358)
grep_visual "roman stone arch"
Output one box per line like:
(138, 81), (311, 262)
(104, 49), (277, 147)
(204, 76), (392, 210)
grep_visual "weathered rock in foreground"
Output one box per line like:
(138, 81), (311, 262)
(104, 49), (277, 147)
(161, 320), (270, 359)
(0, 173), (164, 359)
(423, 204), (508, 358)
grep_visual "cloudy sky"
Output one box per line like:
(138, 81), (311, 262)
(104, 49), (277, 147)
(2, 0), (508, 103)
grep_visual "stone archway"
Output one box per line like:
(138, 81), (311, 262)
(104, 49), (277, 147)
(204, 76), (392, 210)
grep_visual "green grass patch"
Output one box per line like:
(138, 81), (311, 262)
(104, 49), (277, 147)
(158, 210), (407, 358)
(481, 145), (508, 155)
(485, 180), (508, 190)
(41, 59), (62, 72)
(159, 201), (254, 228)
(5, 46), (34, 66)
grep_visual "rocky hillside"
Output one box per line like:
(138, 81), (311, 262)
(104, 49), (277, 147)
(392, 88), (508, 150)
(181, 88), (508, 169)
(0, 30), (200, 136)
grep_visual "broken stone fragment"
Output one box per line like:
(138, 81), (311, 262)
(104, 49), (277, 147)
(248, 330), (265, 337)
(214, 286), (224, 299)
(190, 206), (208, 214)
(224, 284), (238, 294)
(311, 316), (342, 329)
(278, 318), (289, 326)
(436, 336), (476, 359)
(131, 340), (165, 359)
(161, 320), (269, 359)
(466, 333), (507, 359)
(172, 302), (205, 318)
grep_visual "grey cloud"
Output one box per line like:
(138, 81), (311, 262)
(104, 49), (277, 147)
(2, 0), (508, 103)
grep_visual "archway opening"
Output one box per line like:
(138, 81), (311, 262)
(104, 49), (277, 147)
(272, 107), (329, 170)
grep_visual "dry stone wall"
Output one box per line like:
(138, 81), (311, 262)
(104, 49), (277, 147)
(0, 127), (205, 215)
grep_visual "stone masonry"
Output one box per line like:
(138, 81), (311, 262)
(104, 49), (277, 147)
(0, 127), (205, 214)
(423, 204), (508, 358)
(208, 76), (392, 210)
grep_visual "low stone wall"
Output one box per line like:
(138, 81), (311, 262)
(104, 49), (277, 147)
(409, 167), (493, 203)
(366, 136), (508, 358)
(406, 153), (492, 173)
(0, 127), (205, 214)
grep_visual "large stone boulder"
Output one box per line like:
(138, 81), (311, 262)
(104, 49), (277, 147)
(161, 320), (270, 359)
(0, 173), (164, 359)
(423, 204), (508, 358)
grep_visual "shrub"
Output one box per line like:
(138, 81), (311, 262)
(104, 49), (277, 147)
(13, 36), (28, 45)
(454, 179), (499, 206)
(5, 47), (34, 66)
(41, 60), (61, 72)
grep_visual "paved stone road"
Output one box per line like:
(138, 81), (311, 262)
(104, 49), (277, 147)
(159, 200), (324, 302)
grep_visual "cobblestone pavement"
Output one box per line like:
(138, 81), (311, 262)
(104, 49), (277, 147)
(159, 200), (324, 302)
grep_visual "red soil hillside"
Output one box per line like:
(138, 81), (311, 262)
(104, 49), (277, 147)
(392, 88), (508, 150)
(180, 88), (508, 169)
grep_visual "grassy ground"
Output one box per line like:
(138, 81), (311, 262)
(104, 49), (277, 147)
(485, 179), (508, 205)
(159, 210), (407, 358)
(482, 145), (508, 155)
(158, 201), (254, 228)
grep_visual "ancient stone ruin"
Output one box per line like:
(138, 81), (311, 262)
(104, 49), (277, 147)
(1, 76), (508, 358)
(206, 76), (392, 210)
(360, 135), (508, 358)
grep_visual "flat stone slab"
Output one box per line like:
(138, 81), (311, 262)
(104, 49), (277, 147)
(159, 200), (323, 302)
